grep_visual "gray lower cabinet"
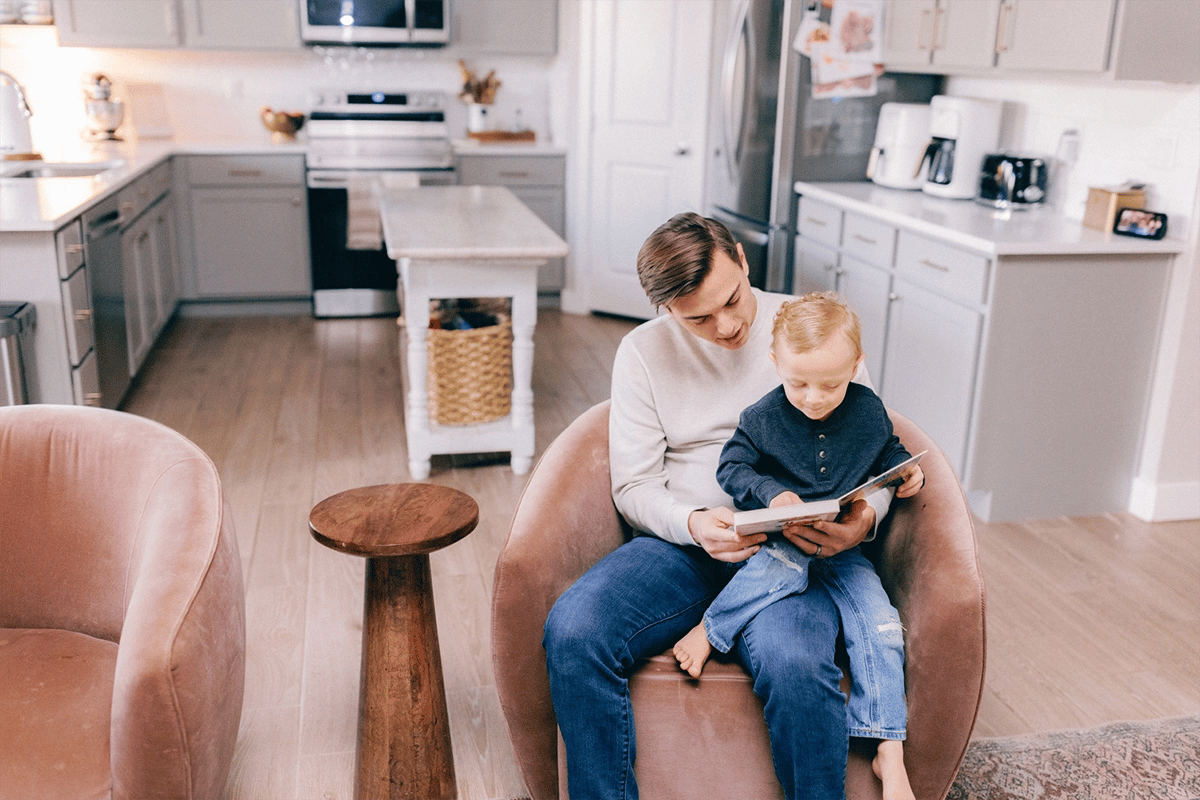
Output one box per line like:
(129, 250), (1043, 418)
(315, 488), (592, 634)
(456, 152), (566, 292)
(119, 160), (176, 374)
(182, 154), (311, 300)
(793, 191), (1171, 522)
(55, 220), (101, 406)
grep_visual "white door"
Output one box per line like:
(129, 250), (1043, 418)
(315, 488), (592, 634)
(584, 0), (713, 320)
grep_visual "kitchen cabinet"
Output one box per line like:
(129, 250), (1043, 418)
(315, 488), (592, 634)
(119, 159), (176, 374)
(456, 151), (566, 292)
(452, 0), (557, 55)
(792, 184), (1175, 522)
(55, 220), (102, 406)
(881, 0), (1000, 71)
(992, 0), (1115, 73)
(52, 0), (300, 49)
(182, 154), (311, 299)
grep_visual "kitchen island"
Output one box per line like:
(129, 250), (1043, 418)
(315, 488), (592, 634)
(380, 185), (568, 479)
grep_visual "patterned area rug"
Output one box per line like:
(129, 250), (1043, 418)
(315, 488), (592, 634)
(948, 716), (1200, 800)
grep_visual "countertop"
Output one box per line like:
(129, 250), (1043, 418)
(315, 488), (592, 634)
(0, 134), (565, 234)
(380, 185), (568, 261)
(795, 180), (1186, 257)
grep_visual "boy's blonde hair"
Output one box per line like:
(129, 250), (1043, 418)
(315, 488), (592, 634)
(772, 292), (863, 359)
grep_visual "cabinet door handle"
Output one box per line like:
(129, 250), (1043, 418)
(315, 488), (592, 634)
(930, 6), (942, 52)
(996, 1), (1014, 53)
(85, 392), (103, 406)
(917, 8), (932, 51)
(805, 217), (827, 227)
(852, 234), (876, 245)
(67, 243), (84, 255)
(74, 308), (93, 321)
(229, 169), (263, 178)
(919, 258), (950, 273)
(497, 171), (530, 179)
(889, 292), (900, 302)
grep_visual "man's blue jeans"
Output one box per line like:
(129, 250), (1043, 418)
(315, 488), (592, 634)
(543, 535), (848, 800)
(704, 539), (908, 740)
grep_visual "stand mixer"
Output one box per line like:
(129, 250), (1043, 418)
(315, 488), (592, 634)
(82, 73), (125, 141)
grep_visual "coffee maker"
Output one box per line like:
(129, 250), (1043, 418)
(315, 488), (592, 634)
(919, 95), (1002, 200)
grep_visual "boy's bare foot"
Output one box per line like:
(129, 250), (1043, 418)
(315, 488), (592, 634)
(873, 739), (915, 800)
(673, 622), (713, 678)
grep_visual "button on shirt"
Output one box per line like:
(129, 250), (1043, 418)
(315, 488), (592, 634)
(717, 383), (910, 511)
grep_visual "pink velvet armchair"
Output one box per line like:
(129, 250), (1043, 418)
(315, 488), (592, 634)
(0, 405), (246, 800)
(492, 400), (986, 800)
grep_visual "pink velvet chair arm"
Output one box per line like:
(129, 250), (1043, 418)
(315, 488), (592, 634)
(492, 401), (625, 800)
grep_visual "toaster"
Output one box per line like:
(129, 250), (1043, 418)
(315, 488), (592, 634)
(977, 153), (1048, 209)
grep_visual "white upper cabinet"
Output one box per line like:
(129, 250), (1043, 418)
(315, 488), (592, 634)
(881, 0), (1199, 80)
(993, 0), (1115, 72)
(452, 0), (557, 56)
(53, 0), (301, 49)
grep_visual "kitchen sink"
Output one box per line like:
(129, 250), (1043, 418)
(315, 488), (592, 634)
(1, 160), (126, 179)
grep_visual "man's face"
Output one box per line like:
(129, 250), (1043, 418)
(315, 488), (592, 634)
(663, 245), (757, 350)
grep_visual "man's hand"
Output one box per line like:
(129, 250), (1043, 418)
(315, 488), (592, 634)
(688, 507), (765, 563)
(779, 497), (875, 559)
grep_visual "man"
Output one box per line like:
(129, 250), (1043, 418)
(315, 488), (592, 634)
(543, 213), (892, 799)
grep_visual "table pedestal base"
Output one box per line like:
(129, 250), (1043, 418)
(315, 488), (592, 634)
(357, 554), (455, 800)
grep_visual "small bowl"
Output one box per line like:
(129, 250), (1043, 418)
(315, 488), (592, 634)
(260, 107), (305, 142)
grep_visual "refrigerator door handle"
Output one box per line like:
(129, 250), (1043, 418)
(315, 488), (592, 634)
(720, 0), (752, 180)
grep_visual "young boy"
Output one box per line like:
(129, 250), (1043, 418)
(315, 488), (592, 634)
(672, 292), (923, 800)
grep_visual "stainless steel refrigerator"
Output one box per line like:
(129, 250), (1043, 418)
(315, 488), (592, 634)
(705, 0), (941, 292)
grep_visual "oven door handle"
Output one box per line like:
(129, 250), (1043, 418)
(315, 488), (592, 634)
(306, 170), (355, 190)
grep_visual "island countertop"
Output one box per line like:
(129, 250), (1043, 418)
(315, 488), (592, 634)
(380, 185), (569, 261)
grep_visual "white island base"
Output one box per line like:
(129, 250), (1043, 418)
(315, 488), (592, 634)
(382, 186), (568, 480)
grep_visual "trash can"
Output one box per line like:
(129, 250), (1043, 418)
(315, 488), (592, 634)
(0, 302), (37, 406)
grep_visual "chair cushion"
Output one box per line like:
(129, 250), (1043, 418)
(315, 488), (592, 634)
(0, 628), (117, 800)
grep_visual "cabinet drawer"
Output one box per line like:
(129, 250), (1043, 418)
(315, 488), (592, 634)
(797, 197), (842, 248)
(72, 349), (102, 407)
(841, 213), (895, 268)
(60, 267), (94, 367)
(456, 154), (565, 186)
(56, 219), (85, 279)
(187, 154), (304, 186)
(895, 230), (990, 304)
(119, 160), (172, 221)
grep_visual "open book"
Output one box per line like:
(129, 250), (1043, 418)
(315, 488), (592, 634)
(732, 451), (927, 535)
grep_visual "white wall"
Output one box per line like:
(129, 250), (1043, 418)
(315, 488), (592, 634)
(0, 24), (563, 151)
(946, 75), (1200, 521)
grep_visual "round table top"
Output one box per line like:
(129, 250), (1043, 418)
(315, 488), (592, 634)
(309, 483), (479, 557)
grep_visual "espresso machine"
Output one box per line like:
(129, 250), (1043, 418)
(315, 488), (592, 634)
(919, 95), (1002, 200)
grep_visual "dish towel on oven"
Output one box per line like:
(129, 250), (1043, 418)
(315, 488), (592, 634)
(346, 172), (420, 250)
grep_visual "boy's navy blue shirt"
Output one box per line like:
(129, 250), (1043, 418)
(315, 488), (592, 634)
(717, 382), (910, 511)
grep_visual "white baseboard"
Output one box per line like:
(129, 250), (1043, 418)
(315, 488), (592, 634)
(1129, 477), (1200, 522)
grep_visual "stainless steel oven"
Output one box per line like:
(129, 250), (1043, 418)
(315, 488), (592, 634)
(306, 89), (454, 318)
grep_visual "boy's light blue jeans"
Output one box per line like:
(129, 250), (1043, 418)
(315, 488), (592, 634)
(704, 538), (908, 741)
(544, 534), (848, 800)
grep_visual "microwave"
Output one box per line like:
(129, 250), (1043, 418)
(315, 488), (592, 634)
(300, 0), (449, 46)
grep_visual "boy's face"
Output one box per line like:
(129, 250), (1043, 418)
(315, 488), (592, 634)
(771, 333), (863, 422)
(664, 244), (757, 350)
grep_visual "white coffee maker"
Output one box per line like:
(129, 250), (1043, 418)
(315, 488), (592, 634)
(919, 96), (1002, 200)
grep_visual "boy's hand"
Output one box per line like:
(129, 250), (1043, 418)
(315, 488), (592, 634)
(689, 506), (766, 564)
(895, 464), (925, 498)
(770, 491), (802, 507)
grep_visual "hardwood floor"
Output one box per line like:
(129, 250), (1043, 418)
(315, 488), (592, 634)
(121, 310), (1199, 799)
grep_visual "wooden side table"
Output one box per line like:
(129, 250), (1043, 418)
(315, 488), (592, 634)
(309, 483), (479, 800)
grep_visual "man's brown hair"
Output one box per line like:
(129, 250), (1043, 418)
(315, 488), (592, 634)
(636, 212), (741, 308)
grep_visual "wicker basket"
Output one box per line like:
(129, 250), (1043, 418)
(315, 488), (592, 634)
(425, 315), (513, 425)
